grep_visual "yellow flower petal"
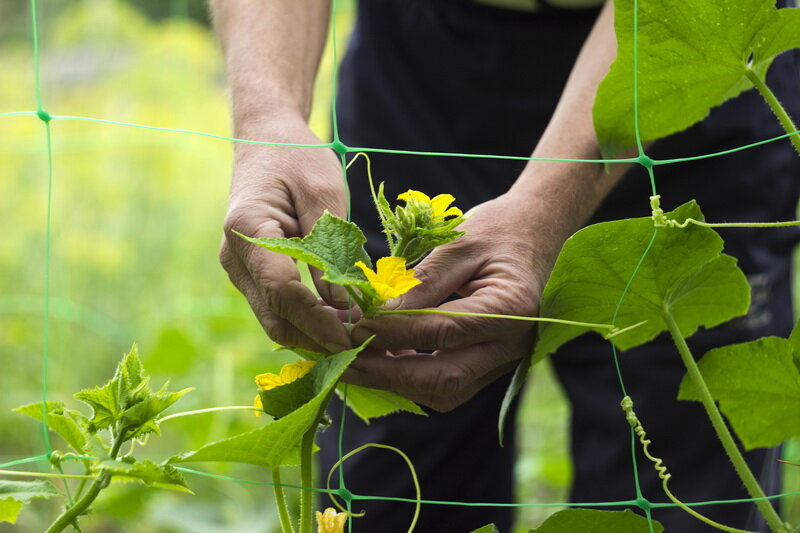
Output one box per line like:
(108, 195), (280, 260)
(255, 372), (284, 391)
(355, 260), (379, 286)
(430, 194), (454, 216)
(279, 360), (315, 383)
(358, 256), (421, 303)
(316, 508), (348, 533)
(253, 393), (263, 418)
(397, 190), (431, 203)
(442, 206), (463, 218)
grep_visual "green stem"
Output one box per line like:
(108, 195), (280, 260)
(46, 431), (127, 533)
(156, 405), (262, 424)
(344, 286), (373, 316)
(45, 473), (106, 533)
(745, 68), (800, 156)
(272, 468), (295, 533)
(0, 470), (94, 480)
(662, 309), (787, 533)
(299, 426), (316, 533)
(377, 308), (618, 331)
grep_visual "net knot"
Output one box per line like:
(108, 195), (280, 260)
(336, 487), (353, 503)
(36, 108), (52, 123)
(331, 140), (348, 155)
(635, 497), (652, 511)
(637, 154), (654, 168)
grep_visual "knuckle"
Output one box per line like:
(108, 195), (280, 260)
(433, 363), (467, 397)
(263, 318), (292, 346)
(418, 319), (469, 350)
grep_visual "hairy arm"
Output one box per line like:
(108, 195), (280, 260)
(213, 0), (354, 354)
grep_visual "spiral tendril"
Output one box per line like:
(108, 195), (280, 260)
(620, 396), (758, 533)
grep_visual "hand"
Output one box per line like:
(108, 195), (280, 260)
(220, 112), (353, 354)
(343, 193), (554, 411)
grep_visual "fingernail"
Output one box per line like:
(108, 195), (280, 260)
(351, 326), (374, 345)
(383, 296), (404, 310)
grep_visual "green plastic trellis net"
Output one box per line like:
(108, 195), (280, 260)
(2, 0), (800, 532)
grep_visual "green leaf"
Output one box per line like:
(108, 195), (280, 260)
(95, 459), (193, 493)
(0, 499), (24, 524)
(528, 509), (662, 533)
(678, 336), (800, 449)
(338, 384), (425, 423)
(74, 344), (146, 430)
(276, 346), (425, 422)
(236, 211), (374, 292)
(594, 0), (800, 157)
(471, 525), (500, 533)
(171, 340), (371, 469)
(0, 480), (60, 524)
(75, 344), (191, 437)
(121, 384), (194, 438)
(787, 318), (800, 370)
(498, 351), (533, 446)
(13, 401), (91, 454)
(533, 201), (750, 363)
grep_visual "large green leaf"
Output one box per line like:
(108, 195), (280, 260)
(528, 509), (662, 533)
(171, 341), (370, 469)
(678, 336), (800, 450)
(0, 480), (60, 524)
(95, 459), (192, 493)
(13, 401), (90, 454)
(533, 201), (750, 362)
(237, 211), (375, 293)
(594, 0), (800, 157)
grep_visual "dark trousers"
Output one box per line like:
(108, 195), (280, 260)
(319, 343), (780, 533)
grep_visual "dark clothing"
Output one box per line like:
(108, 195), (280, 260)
(320, 0), (800, 531)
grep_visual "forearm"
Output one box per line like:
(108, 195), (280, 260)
(210, 0), (331, 137)
(509, 1), (632, 269)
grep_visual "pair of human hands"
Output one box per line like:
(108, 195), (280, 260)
(221, 119), (545, 411)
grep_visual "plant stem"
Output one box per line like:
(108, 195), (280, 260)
(299, 427), (316, 533)
(662, 309), (787, 533)
(0, 470), (94, 480)
(745, 68), (800, 156)
(45, 474), (105, 533)
(156, 405), (262, 424)
(46, 431), (128, 533)
(377, 308), (618, 331)
(272, 468), (295, 533)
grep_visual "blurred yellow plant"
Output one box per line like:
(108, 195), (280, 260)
(253, 360), (316, 417)
(316, 508), (348, 533)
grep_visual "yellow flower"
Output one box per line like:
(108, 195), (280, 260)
(355, 256), (421, 304)
(316, 508), (348, 533)
(253, 360), (316, 417)
(398, 190), (463, 220)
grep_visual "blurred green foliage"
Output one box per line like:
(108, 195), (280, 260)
(6, 1), (794, 533)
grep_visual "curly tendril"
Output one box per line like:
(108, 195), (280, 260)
(620, 396), (757, 533)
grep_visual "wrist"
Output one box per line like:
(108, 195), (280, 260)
(231, 104), (311, 142)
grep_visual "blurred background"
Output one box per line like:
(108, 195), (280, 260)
(0, 1), (795, 532)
